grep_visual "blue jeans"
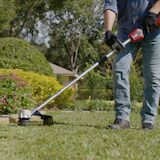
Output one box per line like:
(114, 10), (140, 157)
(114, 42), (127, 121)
(113, 30), (160, 124)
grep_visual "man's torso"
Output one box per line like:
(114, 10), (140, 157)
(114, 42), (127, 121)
(117, 0), (156, 40)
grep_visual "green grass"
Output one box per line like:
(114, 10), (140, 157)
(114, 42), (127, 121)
(0, 111), (160, 160)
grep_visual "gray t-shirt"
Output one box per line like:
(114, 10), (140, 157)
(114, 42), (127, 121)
(104, 0), (156, 41)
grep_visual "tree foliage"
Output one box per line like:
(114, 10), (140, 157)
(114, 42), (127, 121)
(0, 0), (66, 37)
(0, 0), (16, 34)
(9, 0), (67, 36)
(45, 0), (104, 73)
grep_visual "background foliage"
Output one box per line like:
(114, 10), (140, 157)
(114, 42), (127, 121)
(0, 0), (144, 107)
(130, 64), (143, 102)
(78, 69), (113, 100)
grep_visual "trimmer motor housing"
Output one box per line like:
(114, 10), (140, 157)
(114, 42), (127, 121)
(18, 109), (31, 125)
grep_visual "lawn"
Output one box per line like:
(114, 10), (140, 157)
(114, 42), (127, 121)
(0, 110), (160, 160)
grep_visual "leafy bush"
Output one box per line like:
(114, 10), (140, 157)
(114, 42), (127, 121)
(130, 65), (144, 102)
(78, 70), (113, 100)
(68, 99), (115, 111)
(0, 69), (74, 110)
(0, 73), (35, 114)
(0, 37), (53, 76)
(78, 64), (144, 102)
(68, 99), (143, 112)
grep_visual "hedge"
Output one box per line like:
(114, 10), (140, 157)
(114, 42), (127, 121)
(0, 73), (35, 114)
(0, 37), (53, 76)
(0, 69), (74, 113)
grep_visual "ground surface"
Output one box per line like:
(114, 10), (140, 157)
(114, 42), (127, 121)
(0, 111), (160, 160)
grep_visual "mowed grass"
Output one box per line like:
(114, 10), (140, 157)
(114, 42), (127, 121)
(0, 111), (160, 160)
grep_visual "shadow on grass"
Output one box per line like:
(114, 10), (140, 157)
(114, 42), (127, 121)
(27, 120), (106, 130)
(33, 121), (142, 131)
(53, 121), (106, 130)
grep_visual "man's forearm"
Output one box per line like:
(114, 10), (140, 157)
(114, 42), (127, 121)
(104, 10), (116, 32)
(150, 0), (160, 14)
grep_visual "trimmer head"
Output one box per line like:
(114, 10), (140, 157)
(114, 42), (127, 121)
(18, 110), (54, 126)
(18, 109), (31, 126)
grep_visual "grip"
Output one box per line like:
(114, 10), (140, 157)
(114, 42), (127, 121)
(128, 28), (144, 43)
(156, 17), (160, 27)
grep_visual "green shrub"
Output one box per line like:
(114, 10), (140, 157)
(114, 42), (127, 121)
(0, 37), (53, 76)
(68, 99), (144, 112)
(0, 69), (74, 110)
(130, 65), (144, 102)
(78, 64), (144, 102)
(78, 70), (113, 100)
(68, 99), (115, 111)
(0, 73), (35, 114)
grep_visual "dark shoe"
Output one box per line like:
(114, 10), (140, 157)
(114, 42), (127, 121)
(107, 118), (130, 130)
(142, 123), (154, 130)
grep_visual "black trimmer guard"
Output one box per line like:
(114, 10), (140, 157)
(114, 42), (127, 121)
(33, 111), (54, 125)
(41, 115), (54, 125)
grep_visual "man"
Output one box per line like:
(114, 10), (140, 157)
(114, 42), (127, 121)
(104, 0), (160, 130)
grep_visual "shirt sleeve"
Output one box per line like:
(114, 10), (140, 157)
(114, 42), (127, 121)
(103, 0), (118, 14)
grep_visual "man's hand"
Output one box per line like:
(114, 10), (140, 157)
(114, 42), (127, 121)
(105, 31), (124, 51)
(143, 12), (158, 33)
(105, 31), (117, 49)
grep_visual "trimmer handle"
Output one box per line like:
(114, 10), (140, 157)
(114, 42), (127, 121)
(156, 17), (160, 26)
(128, 28), (144, 43)
(111, 28), (144, 52)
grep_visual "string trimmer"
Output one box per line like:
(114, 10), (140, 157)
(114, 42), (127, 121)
(18, 28), (144, 126)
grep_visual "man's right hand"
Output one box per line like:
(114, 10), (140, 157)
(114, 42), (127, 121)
(142, 12), (158, 33)
(105, 31), (117, 49)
